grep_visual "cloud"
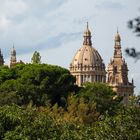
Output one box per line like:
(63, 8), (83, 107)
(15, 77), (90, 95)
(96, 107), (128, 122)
(0, 0), (28, 16)
(13, 31), (82, 56)
(0, 0), (69, 56)
(42, 32), (81, 49)
(95, 1), (125, 11)
(0, 0), (28, 27)
(0, 16), (11, 28)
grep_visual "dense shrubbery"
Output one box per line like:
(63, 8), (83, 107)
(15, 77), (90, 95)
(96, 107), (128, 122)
(0, 64), (140, 139)
(0, 103), (139, 139)
(0, 105), (94, 140)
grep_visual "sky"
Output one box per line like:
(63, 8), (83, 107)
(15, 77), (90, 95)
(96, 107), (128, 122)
(0, 0), (140, 94)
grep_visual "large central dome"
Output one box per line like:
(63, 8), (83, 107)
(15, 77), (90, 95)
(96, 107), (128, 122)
(70, 23), (106, 86)
(71, 45), (103, 67)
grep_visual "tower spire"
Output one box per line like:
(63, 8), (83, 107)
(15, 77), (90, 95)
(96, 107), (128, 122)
(10, 45), (17, 67)
(13, 42), (15, 49)
(86, 22), (89, 30)
(117, 27), (119, 34)
(107, 30), (134, 105)
(83, 22), (92, 46)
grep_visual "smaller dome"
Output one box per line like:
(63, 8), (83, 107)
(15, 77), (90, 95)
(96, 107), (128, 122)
(115, 31), (121, 42)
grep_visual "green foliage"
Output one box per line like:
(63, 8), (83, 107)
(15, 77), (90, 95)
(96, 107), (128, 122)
(0, 103), (140, 140)
(0, 105), (95, 140)
(94, 105), (140, 140)
(0, 92), (18, 106)
(41, 83), (122, 125)
(31, 51), (41, 64)
(0, 64), (139, 139)
(0, 64), (77, 106)
(77, 82), (121, 115)
(0, 66), (13, 83)
(61, 95), (99, 124)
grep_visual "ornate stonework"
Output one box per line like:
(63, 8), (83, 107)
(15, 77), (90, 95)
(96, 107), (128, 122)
(107, 31), (134, 104)
(70, 23), (106, 86)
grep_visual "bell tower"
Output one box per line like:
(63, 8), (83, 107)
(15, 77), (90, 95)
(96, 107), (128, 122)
(107, 30), (134, 104)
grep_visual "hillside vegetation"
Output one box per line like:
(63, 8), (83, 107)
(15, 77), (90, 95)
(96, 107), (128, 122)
(0, 64), (140, 140)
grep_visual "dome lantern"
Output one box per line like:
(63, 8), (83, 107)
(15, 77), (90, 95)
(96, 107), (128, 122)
(83, 22), (92, 46)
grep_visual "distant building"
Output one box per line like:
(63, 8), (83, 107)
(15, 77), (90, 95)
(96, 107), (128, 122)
(10, 46), (17, 68)
(0, 45), (24, 68)
(70, 23), (134, 104)
(10, 45), (24, 68)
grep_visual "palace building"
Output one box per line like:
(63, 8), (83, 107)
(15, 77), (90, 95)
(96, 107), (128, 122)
(0, 23), (134, 104)
(70, 23), (134, 104)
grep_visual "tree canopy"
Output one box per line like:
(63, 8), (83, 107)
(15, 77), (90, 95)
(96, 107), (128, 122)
(0, 63), (139, 139)
(31, 51), (41, 64)
(0, 64), (77, 106)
